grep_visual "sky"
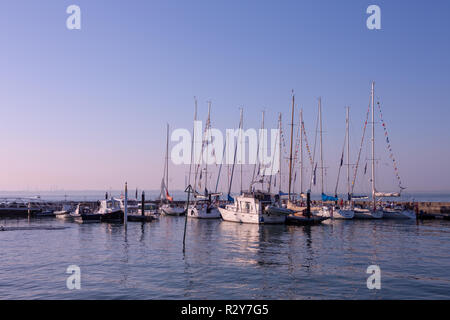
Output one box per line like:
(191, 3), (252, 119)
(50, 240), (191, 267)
(0, 0), (449, 194)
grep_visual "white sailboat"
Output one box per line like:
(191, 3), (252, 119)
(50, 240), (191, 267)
(219, 191), (289, 224)
(354, 82), (383, 219)
(160, 124), (185, 216)
(188, 100), (221, 219)
(219, 109), (290, 224)
(329, 107), (355, 219)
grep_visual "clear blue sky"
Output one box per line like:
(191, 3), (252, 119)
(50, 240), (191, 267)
(0, 0), (449, 193)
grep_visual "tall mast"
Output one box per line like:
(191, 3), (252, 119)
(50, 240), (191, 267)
(346, 107), (350, 201)
(288, 91), (295, 201)
(205, 101), (211, 193)
(300, 109), (303, 195)
(261, 111), (265, 190)
(188, 97), (197, 188)
(278, 113), (282, 195)
(166, 123), (169, 192)
(251, 111), (264, 191)
(240, 108), (244, 193)
(319, 98), (324, 195)
(371, 81), (376, 210)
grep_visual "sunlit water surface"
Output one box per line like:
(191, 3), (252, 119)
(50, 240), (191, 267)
(1, 217), (449, 299)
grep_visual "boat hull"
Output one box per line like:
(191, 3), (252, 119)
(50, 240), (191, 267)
(286, 214), (329, 225)
(317, 208), (354, 219)
(353, 208), (383, 219)
(100, 210), (124, 223)
(160, 207), (185, 216)
(218, 207), (286, 224)
(127, 215), (154, 222)
(382, 209), (415, 219)
(188, 206), (221, 219)
(78, 213), (102, 223)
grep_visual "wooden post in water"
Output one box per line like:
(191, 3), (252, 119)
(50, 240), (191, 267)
(183, 185), (193, 253)
(306, 190), (311, 218)
(141, 191), (145, 216)
(124, 182), (128, 226)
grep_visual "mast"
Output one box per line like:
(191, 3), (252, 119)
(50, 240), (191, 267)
(288, 91), (295, 201)
(251, 111), (264, 191)
(319, 98), (324, 196)
(205, 101), (211, 193)
(278, 113), (282, 195)
(371, 81), (376, 210)
(240, 108), (243, 193)
(300, 109), (304, 196)
(261, 111), (265, 190)
(228, 108), (243, 198)
(166, 123), (169, 198)
(188, 97), (197, 188)
(346, 107), (350, 201)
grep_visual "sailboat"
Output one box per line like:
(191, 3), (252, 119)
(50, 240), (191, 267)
(188, 101), (221, 219)
(160, 124), (185, 216)
(285, 93), (328, 225)
(319, 107), (355, 220)
(353, 82), (383, 219)
(219, 109), (290, 224)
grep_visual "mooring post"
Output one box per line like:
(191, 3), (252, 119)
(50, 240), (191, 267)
(141, 191), (145, 216)
(306, 190), (311, 218)
(124, 182), (128, 226)
(183, 185), (193, 252)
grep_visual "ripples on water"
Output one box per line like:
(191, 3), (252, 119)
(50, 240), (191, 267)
(0, 217), (449, 299)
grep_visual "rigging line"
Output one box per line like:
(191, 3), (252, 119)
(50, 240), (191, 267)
(268, 114), (281, 194)
(227, 109), (243, 197)
(309, 104), (320, 190)
(214, 137), (227, 194)
(251, 111), (264, 189)
(334, 121), (347, 197)
(193, 108), (211, 193)
(351, 103), (371, 196)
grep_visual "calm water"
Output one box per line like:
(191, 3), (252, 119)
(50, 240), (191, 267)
(1, 216), (449, 299)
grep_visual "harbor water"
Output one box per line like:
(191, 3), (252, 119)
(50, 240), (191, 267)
(1, 216), (449, 299)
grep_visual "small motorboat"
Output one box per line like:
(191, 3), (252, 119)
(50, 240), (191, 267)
(71, 204), (94, 223)
(96, 199), (124, 223)
(34, 210), (56, 218)
(55, 204), (74, 220)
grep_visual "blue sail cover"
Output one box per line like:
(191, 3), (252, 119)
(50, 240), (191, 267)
(278, 191), (289, 196)
(227, 194), (234, 202)
(322, 193), (338, 201)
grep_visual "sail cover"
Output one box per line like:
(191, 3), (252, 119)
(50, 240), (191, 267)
(322, 193), (338, 201)
(351, 194), (369, 200)
(374, 191), (400, 198)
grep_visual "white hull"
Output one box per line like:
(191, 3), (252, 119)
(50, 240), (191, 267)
(218, 207), (286, 224)
(382, 209), (415, 219)
(160, 206), (185, 216)
(188, 206), (221, 219)
(353, 208), (383, 219)
(317, 208), (354, 219)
